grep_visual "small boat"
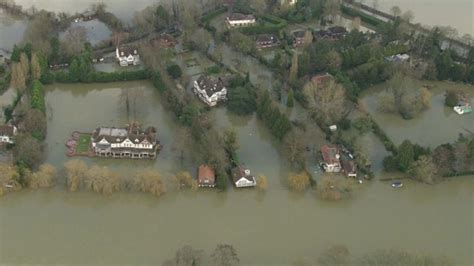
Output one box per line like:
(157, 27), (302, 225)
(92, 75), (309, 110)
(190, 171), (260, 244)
(453, 105), (472, 115)
(391, 181), (403, 188)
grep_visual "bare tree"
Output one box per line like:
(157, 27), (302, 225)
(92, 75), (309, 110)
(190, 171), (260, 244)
(351, 17), (361, 31)
(10, 62), (26, 91)
(62, 26), (88, 57)
(256, 174), (268, 191)
(0, 164), (20, 196)
(27, 163), (57, 189)
(211, 244), (240, 266)
(289, 52), (298, 83)
(64, 159), (88, 192)
(288, 172), (310, 192)
(390, 6), (401, 17)
(408, 155), (438, 184)
(31, 52), (42, 80)
(304, 80), (347, 125)
(132, 168), (166, 197)
(85, 165), (121, 195)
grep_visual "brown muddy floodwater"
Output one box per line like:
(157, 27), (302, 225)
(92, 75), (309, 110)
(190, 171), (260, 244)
(362, 81), (474, 148)
(0, 81), (473, 265)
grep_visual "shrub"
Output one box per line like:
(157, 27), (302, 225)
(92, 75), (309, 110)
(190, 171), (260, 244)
(166, 64), (182, 79)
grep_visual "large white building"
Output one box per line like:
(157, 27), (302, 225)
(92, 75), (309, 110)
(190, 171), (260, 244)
(226, 13), (256, 28)
(193, 75), (227, 107)
(116, 46), (140, 67)
(92, 125), (160, 159)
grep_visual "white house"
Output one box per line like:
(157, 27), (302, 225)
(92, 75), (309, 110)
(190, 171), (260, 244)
(91, 125), (160, 159)
(116, 46), (140, 67)
(232, 166), (256, 188)
(193, 75), (227, 107)
(320, 145), (341, 173)
(282, 0), (297, 5)
(226, 13), (256, 28)
(0, 125), (17, 144)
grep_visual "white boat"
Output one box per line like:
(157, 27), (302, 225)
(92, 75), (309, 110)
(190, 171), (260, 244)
(453, 105), (472, 115)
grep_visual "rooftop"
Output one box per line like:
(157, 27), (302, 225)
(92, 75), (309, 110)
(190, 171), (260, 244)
(228, 13), (255, 21)
(196, 75), (226, 97)
(321, 145), (340, 165)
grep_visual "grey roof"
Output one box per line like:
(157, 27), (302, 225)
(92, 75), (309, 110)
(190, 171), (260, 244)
(196, 75), (225, 97)
(231, 166), (255, 183)
(228, 13), (255, 21)
(117, 46), (139, 56)
(92, 126), (157, 145)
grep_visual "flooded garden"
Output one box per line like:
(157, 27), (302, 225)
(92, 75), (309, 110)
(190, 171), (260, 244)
(0, 80), (472, 265)
(362, 81), (474, 148)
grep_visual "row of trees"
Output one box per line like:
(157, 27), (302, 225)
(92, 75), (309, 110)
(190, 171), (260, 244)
(163, 243), (239, 266)
(383, 134), (474, 183)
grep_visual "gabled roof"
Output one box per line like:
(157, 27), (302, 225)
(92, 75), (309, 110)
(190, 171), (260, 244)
(341, 159), (356, 174)
(117, 46), (139, 56)
(198, 164), (216, 185)
(196, 75), (226, 97)
(231, 166), (255, 183)
(321, 145), (340, 165)
(0, 125), (15, 136)
(256, 34), (279, 44)
(92, 126), (157, 144)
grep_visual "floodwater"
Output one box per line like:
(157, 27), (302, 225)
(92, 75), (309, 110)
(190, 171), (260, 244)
(362, 81), (474, 148)
(60, 19), (112, 46)
(378, 0), (473, 36)
(0, 81), (473, 265)
(10, 0), (473, 36)
(0, 10), (27, 51)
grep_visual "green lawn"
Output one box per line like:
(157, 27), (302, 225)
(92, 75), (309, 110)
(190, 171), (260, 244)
(76, 134), (91, 153)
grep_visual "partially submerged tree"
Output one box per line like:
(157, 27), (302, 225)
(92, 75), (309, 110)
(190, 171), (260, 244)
(318, 244), (351, 266)
(85, 165), (121, 195)
(27, 163), (57, 189)
(133, 169), (166, 197)
(0, 164), (20, 196)
(288, 172), (310, 192)
(211, 244), (240, 266)
(408, 155), (438, 184)
(64, 159), (88, 192)
(61, 26), (88, 57)
(256, 174), (268, 191)
(173, 171), (198, 190)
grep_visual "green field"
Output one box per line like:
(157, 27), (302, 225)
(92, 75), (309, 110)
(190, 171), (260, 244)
(76, 134), (91, 153)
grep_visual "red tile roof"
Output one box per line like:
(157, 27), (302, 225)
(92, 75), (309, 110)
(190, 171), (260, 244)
(198, 164), (215, 185)
(321, 145), (340, 165)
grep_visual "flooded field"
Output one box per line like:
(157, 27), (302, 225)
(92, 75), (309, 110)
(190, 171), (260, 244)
(0, 81), (473, 265)
(362, 81), (474, 148)
(0, 10), (27, 50)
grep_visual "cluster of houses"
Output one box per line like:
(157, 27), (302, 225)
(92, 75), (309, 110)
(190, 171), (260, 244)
(320, 144), (357, 178)
(197, 164), (257, 188)
(91, 124), (160, 159)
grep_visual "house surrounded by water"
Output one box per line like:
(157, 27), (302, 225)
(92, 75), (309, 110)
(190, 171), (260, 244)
(91, 124), (160, 159)
(116, 46), (140, 67)
(232, 166), (257, 188)
(198, 164), (216, 188)
(320, 145), (342, 173)
(193, 75), (227, 107)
